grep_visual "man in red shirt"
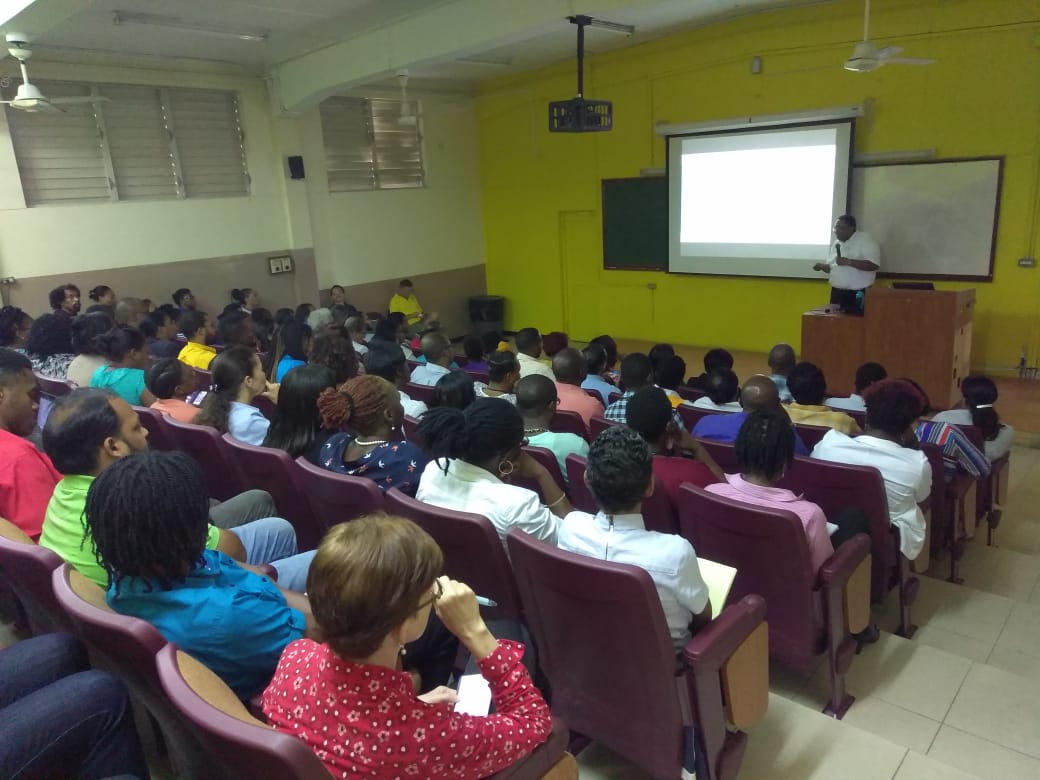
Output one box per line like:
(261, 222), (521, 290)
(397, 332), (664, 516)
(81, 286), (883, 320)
(0, 348), (61, 539)
(551, 347), (603, 435)
(626, 386), (724, 513)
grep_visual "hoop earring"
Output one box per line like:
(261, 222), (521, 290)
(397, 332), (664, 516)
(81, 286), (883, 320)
(498, 460), (515, 477)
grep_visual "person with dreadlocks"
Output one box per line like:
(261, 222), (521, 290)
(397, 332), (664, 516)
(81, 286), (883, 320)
(558, 426), (711, 651)
(416, 397), (571, 548)
(84, 450), (315, 700)
(194, 346), (277, 445)
(316, 374), (427, 495)
(39, 389), (315, 590)
(813, 378), (931, 561)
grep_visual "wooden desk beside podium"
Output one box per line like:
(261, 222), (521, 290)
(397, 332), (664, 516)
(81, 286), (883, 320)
(801, 287), (974, 409)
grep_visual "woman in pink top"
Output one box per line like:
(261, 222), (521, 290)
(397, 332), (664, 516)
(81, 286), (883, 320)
(705, 410), (870, 574)
(145, 358), (200, 423)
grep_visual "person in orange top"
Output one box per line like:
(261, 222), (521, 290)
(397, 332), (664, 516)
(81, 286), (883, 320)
(550, 348), (603, 435)
(145, 358), (200, 423)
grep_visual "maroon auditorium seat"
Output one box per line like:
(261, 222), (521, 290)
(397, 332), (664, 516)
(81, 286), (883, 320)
(163, 418), (246, 501)
(293, 457), (385, 532)
(550, 410), (588, 441)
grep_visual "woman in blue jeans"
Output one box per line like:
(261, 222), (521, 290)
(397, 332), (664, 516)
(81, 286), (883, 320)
(0, 633), (147, 779)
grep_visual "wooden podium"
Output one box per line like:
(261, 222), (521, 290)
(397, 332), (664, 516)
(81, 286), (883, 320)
(801, 287), (974, 409)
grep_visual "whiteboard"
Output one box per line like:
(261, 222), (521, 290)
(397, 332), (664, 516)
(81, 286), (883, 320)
(850, 158), (1002, 281)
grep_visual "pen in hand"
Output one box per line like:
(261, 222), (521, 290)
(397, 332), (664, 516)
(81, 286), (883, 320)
(475, 596), (498, 607)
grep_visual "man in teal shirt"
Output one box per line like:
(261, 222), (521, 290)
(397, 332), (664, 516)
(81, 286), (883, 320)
(515, 374), (588, 479)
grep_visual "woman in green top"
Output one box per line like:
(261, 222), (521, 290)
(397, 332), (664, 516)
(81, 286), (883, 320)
(89, 325), (157, 407)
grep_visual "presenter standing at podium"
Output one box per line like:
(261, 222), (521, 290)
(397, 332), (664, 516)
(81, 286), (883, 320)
(812, 214), (880, 316)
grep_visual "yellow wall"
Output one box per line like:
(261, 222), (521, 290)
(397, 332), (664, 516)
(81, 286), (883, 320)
(476, 0), (1040, 372)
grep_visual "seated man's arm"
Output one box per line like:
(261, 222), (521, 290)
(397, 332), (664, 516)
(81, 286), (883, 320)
(677, 544), (712, 631)
(214, 527), (247, 562)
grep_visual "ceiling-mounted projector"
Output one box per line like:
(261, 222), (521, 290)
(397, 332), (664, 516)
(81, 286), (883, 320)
(548, 16), (613, 133)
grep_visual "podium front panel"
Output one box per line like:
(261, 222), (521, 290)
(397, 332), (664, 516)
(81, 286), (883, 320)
(801, 312), (866, 398)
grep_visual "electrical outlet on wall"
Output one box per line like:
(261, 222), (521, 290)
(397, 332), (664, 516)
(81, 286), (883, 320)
(269, 257), (283, 274)
(282, 257), (293, 273)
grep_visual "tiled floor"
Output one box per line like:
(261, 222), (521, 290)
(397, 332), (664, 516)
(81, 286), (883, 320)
(577, 444), (1040, 779)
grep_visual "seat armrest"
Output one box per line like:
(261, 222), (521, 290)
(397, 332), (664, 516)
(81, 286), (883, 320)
(682, 594), (767, 668)
(818, 533), (871, 590)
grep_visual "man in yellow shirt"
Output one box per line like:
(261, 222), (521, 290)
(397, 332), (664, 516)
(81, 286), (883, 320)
(785, 361), (861, 435)
(388, 279), (438, 335)
(176, 310), (218, 370)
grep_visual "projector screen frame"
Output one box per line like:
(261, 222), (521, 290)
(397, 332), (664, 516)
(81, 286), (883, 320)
(664, 117), (856, 281)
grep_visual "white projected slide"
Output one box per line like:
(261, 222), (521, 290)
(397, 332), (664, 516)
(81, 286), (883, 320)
(667, 121), (853, 278)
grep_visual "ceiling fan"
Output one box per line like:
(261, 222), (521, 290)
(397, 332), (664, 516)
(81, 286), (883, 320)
(395, 69), (418, 127)
(0, 33), (108, 112)
(844, 0), (934, 73)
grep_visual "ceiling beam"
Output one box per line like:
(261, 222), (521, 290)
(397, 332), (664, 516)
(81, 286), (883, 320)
(269, 0), (651, 114)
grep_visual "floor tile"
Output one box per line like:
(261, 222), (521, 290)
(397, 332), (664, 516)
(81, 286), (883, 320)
(993, 601), (1040, 658)
(894, 750), (980, 780)
(952, 545), (1039, 602)
(985, 645), (1040, 684)
(807, 633), (972, 721)
(945, 663), (1040, 759)
(741, 694), (907, 780)
(902, 576), (1012, 642)
(573, 741), (653, 779)
(928, 725), (1040, 780)
(841, 697), (941, 754)
(911, 624), (995, 663)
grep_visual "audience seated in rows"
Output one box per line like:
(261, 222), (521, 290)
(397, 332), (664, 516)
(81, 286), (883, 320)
(654, 354), (688, 408)
(66, 311), (113, 388)
(541, 331), (569, 359)
(273, 321), (312, 382)
(691, 367), (743, 412)
(514, 327), (554, 379)
(88, 326), (156, 407)
(194, 346), (275, 446)
(365, 343), (427, 418)
(145, 358), (200, 423)
(626, 386), (723, 513)
(230, 287), (260, 314)
(580, 342), (616, 405)
(812, 379), (931, 560)
(172, 288), (195, 312)
(462, 334), (488, 372)
(251, 307), (276, 354)
(589, 334), (620, 382)
(87, 450), (316, 699)
(389, 278), (437, 335)
(411, 331), (453, 386)
(88, 284), (116, 309)
(262, 364), (336, 462)
(785, 362), (861, 434)
(140, 306), (181, 358)
(516, 374), (589, 478)
(933, 374), (1014, 461)
(177, 310), (217, 370)
(604, 352), (683, 429)
(317, 374), (427, 495)
(0, 305), (33, 351)
(474, 349), (520, 403)
(294, 303), (313, 325)
(308, 325), (359, 385)
(27, 313), (75, 379)
(908, 379), (990, 480)
(692, 374), (811, 455)
(263, 515), (552, 778)
(218, 310), (259, 352)
(558, 426), (711, 651)
(0, 348), (60, 539)
(415, 398), (571, 546)
(113, 297), (146, 328)
(50, 284), (81, 317)
(0, 633), (147, 779)
(687, 348), (734, 391)
(37, 389), (314, 589)
(305, 306), (333, 334)
(371, 312), (415, 360)
(552, 347), (603, 433)
(767, 343), (797, 403)
(825, 361), (886, 412)
(431, 371), (476, 411)
(648, 343), (675, 374)
(345, 315), (369, 357)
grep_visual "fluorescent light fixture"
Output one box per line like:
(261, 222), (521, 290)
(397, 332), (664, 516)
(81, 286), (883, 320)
(112, 11), (268, 42)
(456, 54), (513, 67)
(588, 18), (635, 36)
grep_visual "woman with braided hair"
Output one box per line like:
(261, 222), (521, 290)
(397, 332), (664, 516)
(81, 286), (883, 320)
(316, 374), (427, 495)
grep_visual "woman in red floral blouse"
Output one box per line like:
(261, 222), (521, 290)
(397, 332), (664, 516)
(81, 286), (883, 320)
(262, 514), (552, 778)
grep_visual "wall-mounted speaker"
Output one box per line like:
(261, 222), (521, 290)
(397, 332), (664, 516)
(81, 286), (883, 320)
(287, 155), (305, 180)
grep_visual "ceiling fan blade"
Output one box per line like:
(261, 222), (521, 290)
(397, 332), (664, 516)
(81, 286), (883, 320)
(886, 57), (935, 65)
(876, 46), (904, 59)
(49, 96), (108, 105)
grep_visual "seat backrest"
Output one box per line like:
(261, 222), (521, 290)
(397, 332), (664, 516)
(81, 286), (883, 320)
(464, 368), (490, 384)
(505, 530), (684, 780)
(293, 457), (385, 532)
(676, 386), (704, 403)
(677, 484), (818, 669)
(919, 442), (948, 554)
(778, 455), (894, 602)
(222, 435), (323, 551)
(51, 564), (219, 779)
(565, 453), (672, 533)
(404, 381), (436, 405)
(588, 415), (619, 438)
(252, 395), (276, 421)
(133, 405), (175, 451)
(695, 438), (739, 472)
(192, 368), (213, 393)
(0, 518), (71, 633)
(384, 488), (522, 622)
(34, 371), (74, 398)
(163, 418), (246, 501)
(401, 414), (421, 444)
(564, 454), (596, 513)
(550, 410), (587, 440)
(607, 391), (623, 405)
(510, 446), (566, 500)
(582, 388), (602, 401)
(793, 423), (831, 451)
(847, 409), (866, 429)
(156, 645), (333, 780)
(677, 405), (725, 431)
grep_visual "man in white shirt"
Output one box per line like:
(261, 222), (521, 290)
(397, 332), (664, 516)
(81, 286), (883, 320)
(514, 327), (554, 380)
(557, 425), (710, 651)
(409, 332), (453, 386)
(812, 379), (930, 561)
(812, 214), (881, 315)
(825, 362), (887, 413)
(691, 368), (742, 412)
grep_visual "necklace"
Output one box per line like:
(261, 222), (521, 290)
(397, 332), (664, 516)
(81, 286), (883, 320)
(523, 427), (547, 436)
(354, 438), (388, 446)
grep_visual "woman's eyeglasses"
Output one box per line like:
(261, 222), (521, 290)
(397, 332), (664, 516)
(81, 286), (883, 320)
(417, 578), (444, 611)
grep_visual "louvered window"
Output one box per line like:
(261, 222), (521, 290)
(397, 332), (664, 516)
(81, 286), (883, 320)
(3, 80), (249, 206)
(320, 97), (425, 192)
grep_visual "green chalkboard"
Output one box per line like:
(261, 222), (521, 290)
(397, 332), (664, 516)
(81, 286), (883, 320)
(601, 176), (668, 271)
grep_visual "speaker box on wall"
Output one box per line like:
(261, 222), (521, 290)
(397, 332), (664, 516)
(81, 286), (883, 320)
(287, 155), (305, 179)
